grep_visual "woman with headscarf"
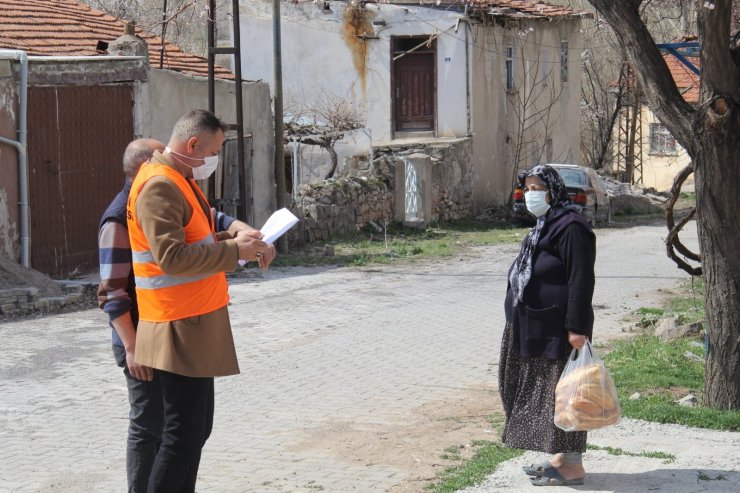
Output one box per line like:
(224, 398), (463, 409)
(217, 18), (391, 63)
(499, 164), (596, 487)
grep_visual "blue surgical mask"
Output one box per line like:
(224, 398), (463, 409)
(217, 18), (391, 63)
(166, 147), (219, 180)
(525, 190), (550, 217)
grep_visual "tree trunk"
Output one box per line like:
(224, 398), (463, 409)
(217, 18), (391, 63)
(696, 0), (740, 410)
(695, 104), (740, 410)
(587, 0), (740, 410)
(323, 145), (339, 180)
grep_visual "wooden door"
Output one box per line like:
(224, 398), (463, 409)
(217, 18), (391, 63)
(393, 40), (435, 133)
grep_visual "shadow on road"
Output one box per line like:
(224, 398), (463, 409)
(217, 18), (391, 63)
(571, 468), (739, 492)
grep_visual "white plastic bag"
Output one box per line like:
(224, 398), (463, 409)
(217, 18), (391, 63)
(554, 340), (621, 432)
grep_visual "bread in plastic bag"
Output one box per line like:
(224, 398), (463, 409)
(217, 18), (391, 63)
(554, 340), (621, 432)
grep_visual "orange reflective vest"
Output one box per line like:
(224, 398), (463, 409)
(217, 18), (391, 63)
(127, 163), (229, 322)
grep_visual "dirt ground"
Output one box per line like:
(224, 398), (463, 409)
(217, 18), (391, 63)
(0, 255), (63, 296)
(291, 383), (504, 492)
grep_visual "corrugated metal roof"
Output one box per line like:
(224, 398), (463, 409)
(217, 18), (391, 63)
(0, 0), (233, 79)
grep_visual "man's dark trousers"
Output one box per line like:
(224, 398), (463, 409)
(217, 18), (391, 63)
(146, 370), (214, 493)
(113, 345), (164, 493)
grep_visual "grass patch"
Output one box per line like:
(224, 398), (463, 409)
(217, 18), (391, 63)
(666, 277), (705, 324)
(633, 278), (705, 329)
(270, 220), (527, 268)
(426, 441), (523, 493)
(425, 414), (524, 492)
(587, 444), (675, 463)
(674, 192), (696, 210)
(610, 277), (740, 430)
(603, 334), (740, 431)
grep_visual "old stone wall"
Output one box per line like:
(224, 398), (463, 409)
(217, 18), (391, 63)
(287, 138), (473, 244)
(288, 172), (394, 245)
(374, 138), (474, 223)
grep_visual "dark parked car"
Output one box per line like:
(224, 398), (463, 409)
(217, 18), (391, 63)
(512, 164), (612, 226)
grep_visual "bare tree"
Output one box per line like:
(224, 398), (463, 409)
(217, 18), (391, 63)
(586, 0), (740, 410)
(82, 0), (226, 57)
(284, 92), (366, 181)
(551, 0), (701, 174)
(580, 44), (624, 170)
(505, 28), (569, 198)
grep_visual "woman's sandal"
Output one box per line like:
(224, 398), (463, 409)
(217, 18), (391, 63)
(522, 461), (555, 476)
(529, 468), (585, 486)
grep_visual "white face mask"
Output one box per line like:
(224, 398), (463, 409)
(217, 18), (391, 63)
(525, 190), (550, 217)
(165, 146), (219, 180)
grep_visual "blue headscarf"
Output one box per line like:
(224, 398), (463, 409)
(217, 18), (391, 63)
(508, 165), (581, 306)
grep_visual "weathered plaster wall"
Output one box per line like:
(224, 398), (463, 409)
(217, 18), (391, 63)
(469, 18), (582, 210)
(638, 105), (693, 191)
(238, 0), (468, 143)
(0, 65), (20, 261)
(134, 69), (276, 227)
(290, 128), (373, 187)
(238, 2), (582, 212)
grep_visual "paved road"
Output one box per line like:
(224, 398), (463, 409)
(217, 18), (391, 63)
(0, 222), (702, 492)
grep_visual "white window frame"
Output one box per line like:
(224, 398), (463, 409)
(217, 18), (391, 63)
(649, 123), (678, 155)
(506, 46), (515, 92)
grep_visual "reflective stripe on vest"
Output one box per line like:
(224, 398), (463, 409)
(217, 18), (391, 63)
(132, 235), (215, 289)
(127, 161), (229, 322)
(131, 235), (214, 266)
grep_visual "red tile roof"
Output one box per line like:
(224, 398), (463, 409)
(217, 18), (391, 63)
(0, 0), (233, 79)
(665, 54), (700, 104)
(388, 0), (588, 18)
(468, 0), (590, 18)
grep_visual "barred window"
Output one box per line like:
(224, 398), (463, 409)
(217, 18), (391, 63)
(649, 123), (678, 155)
(560, 41), (568, 82)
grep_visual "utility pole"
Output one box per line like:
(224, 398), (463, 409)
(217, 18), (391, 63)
(273, 0), (288, 253)
(159, 0), (168, 68)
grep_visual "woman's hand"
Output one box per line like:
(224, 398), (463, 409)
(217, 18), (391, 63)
(568, 331), (587, 349)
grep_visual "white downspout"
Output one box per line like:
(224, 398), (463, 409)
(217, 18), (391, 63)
(0, 49), (30, 267)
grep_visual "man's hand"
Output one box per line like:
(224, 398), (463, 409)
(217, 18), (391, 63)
(126, 350), (153, 381)
(227, 219), (261, 238)
(257, 244), (277, 271)
(568, 331), (587, 349)
(234, 231), (269, 261)
(111, 313), (152, 381)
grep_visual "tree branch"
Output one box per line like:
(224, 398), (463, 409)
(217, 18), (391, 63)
(588, 0), (697, 156)
(666, 205), (701, 276)
(665, 162), (701, 263)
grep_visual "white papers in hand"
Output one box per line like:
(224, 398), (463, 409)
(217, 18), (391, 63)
(237, 208), (299, 266)
(260, 208), (299, 245)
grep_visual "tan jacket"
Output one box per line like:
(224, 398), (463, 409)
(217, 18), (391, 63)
(132, 151), (240, 377)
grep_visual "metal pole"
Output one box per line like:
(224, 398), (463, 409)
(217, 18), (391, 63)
(272, 0), (288, 253)
(232, 0), (248, 223)
(207, 0), (216, 112)
(159, 0), (168, 68)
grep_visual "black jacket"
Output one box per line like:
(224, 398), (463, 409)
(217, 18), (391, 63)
(505, 210), (595, 359)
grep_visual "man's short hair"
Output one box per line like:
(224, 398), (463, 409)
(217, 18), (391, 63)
(123, 139), (163, 179)
(171, 109), (227, 142)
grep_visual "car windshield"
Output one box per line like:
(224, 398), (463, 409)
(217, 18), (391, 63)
(555, 169), (588, 187)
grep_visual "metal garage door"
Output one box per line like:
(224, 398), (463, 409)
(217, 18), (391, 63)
(27, 84), (133, 278)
